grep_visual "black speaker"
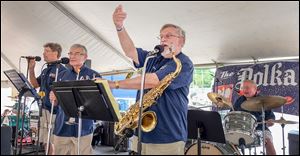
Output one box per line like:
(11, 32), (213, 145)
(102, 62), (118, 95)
(288, 130), (299, 155)
(84, 59), (91, 68)
(1, 126), (12, 155)
(101, 121), (114, 146)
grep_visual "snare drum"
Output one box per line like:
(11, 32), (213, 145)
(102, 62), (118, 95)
(224, 111), (257, 145)
(185, 141), (240, 155)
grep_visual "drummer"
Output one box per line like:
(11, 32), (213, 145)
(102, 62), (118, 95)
(232, 80), (276, 155)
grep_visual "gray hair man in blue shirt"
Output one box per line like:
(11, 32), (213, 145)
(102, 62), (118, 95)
(111, 5), (194, 155)
(49, 44), (101, 155)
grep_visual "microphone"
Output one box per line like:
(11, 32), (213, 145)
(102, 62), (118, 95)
(148, 45), (164, 55)
(47, 57), (69, 65)
(21, 56), (41, 62)
(238, 138), (246, 155)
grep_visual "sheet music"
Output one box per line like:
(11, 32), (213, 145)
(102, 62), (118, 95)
(95, 79), (122, 120)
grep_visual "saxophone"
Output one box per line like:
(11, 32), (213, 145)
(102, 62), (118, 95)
(114, 52), (182, 136)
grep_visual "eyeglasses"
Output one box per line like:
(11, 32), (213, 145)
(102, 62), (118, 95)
(240, 86), (255, 90)
(67, 52), (84, 56)
(157, 33), (181, 41)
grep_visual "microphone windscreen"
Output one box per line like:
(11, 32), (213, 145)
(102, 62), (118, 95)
(154, 45), (164, 53)
(35, 56), (41, 62)
(61, 57), (70, 64)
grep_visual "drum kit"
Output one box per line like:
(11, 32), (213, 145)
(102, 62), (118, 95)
(185, 92), (298, 155)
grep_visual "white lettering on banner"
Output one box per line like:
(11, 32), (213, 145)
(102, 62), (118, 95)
(236, 67), (253, 89)
(284, 69), (297, 86)
(263, 64), (269, 86)
(253, 71), (263, 85)
(270, 63), (282, 86)
(236, 63), (297, 89)
(220, 71), (234, 79)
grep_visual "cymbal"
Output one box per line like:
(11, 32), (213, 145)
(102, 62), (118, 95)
(258, 119), (298, 125)
(207, 92), (232, 108)
(241, 96), (286, 111)
(272, 117), (299, 124)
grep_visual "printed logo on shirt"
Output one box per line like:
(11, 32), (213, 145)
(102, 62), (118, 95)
(79, 73), (98, 80)
(79, 76), (87, 80)
(49, 73), (56, 79)
(79, 75), (91, 80)
(160, 65), (167, 70)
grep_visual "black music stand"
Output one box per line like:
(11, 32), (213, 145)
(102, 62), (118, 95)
(3, 69), (41, 155)
(187, 110), (226, 155)
(52, 80), (120, 154)
(3, 70), (39, 98)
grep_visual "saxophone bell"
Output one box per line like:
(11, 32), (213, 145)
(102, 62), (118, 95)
(141, 111), (157, 132)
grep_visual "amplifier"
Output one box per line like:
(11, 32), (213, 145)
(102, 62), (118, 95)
(288, 130), (299, 155)
(1, 126), (12, 155)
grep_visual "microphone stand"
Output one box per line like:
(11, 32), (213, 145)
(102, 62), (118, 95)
(18, 95), (27, 154)
(13, 87), (29, 155)
(261, 105), (266, 155)
(45, 64), (59, 155)
(239, 138), (246, 155)
(137, 54), (157, 155)
(34, 95), (43, 155)
(214, 77), (221, 111)
(32, 63), (47, 155)
(280, 106), (286, 155)
(18, 61), (31, 154)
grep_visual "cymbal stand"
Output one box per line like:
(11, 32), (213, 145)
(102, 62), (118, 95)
(261, 105), (266, 155)
(280, 106), (286, 155)
(214, 75), (220, 112)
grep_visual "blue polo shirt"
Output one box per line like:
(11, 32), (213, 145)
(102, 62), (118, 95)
(53, 65), (101, 137)
(37, 64), (67, 114)
(134, 48), (194, 143)
(233, 95), (275, 131)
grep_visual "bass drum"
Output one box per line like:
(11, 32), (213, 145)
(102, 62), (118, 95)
(185, 141), (240, 155)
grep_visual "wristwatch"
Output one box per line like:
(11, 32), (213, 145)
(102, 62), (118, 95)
(116, 26), (124, 32)
(114, 81), (120, 89)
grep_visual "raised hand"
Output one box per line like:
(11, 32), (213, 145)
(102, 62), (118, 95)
(113, 5), (127, 29)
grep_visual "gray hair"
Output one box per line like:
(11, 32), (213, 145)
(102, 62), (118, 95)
(70, 44), (87, 54)
(160, 24), (186, 46)
(242, 80), (257, 88)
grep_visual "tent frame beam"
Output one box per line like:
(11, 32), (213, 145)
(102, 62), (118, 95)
(49, 1), (136, 70)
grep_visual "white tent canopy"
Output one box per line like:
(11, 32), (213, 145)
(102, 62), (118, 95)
(1, 1), (299, 80)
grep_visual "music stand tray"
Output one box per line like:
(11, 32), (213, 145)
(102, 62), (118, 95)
(4, 69), (39, 98)
(187, 109), (226, 155)
(52, 79), (121, 122)
(52, 79), (121, 154)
